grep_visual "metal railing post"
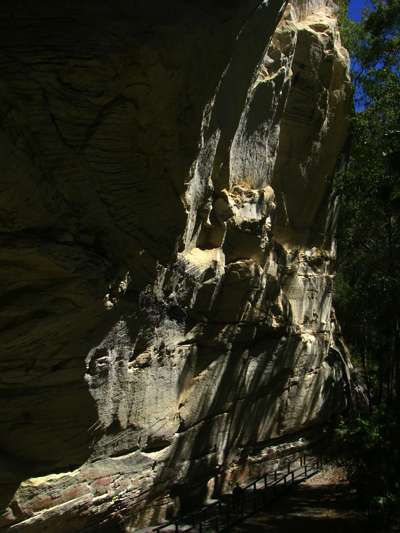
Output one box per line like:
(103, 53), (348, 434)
(218, 500), (222, 526)
(263, 474), (268, 505)
(151, 451), (325, 532)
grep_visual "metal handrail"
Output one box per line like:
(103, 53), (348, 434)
(153, 455), (323, 532)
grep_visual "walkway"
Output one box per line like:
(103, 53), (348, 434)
(232, 467), (369, 533)
(153, 457), (321, 532)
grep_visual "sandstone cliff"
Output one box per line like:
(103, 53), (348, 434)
(0, 0), (353, 530)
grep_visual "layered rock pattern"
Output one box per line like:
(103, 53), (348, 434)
(0, 0), (353, 530)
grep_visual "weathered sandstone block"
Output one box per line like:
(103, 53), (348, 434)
(0, 0), (355, 530)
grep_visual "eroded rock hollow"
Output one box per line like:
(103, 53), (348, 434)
(1, 0), (354, 530)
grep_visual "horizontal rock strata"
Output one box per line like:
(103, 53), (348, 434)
(0, 0), (354, 530)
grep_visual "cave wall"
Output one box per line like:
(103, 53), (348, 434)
(0, 0), (353, 530)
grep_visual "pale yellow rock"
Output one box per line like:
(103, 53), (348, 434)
(0, 0), (359, 530)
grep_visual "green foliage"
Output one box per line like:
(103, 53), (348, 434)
(338, 1), (364, 55)
(333, 1), (400, 525)
(362, 0), (400, 69)
(331, 407), (400, 525)
(334, 0), (400, 403)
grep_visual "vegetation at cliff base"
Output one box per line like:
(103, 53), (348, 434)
(334, 0), (400, 525)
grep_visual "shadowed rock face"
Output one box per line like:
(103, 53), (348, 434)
(0, 0), (354, 530)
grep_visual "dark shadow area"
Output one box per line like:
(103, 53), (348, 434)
(0, 0), (272, 524)
(0, 300), (123, 510)
(233, 482), (369, 533)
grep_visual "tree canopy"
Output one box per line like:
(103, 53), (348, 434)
(332, 0), (400, 523)
(336, 0), (400, 403)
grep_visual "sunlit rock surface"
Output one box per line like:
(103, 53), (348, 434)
(0, 0), (354, 530)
